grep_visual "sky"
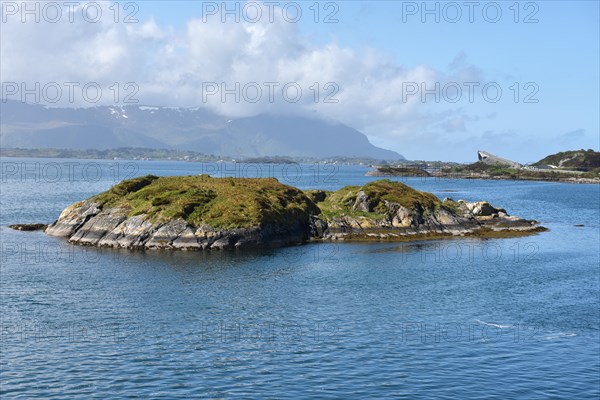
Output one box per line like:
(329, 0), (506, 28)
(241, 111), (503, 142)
(1, 0), (599, 161)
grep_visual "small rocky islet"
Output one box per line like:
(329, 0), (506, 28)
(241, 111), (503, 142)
(365, 166), (430, 177)
(40, 175), (545, 250)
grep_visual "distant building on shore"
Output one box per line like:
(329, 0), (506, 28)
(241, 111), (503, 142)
(477, 150), (521, 168)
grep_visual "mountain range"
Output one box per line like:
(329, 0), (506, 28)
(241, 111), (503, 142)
(0, 100), (403, 160)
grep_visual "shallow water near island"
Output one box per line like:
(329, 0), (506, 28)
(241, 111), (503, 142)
(1, 158), (599, 399)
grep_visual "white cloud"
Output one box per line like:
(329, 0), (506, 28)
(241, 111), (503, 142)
(0, 1), (494, 153)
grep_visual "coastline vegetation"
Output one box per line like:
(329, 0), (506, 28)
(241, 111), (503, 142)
(92, 174), (319, 229)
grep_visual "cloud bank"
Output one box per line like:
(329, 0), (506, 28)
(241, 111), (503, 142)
(2, 4), (470, 128)
(5, 1), (590, 161)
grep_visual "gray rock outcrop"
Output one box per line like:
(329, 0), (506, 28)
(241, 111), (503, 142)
(309, 198), (538, 241)
(44, 178), (545, 250)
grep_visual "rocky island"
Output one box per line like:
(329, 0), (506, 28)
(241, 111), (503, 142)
(43, 175), (545, 250)
(365, 166), (430, 177)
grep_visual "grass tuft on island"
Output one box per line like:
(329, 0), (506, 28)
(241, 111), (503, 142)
(92, 174), (319, 229)
(310, 179), (442, 220)
(39, 175), (546, 250)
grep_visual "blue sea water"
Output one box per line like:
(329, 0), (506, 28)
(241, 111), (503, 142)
(0, 158), (598, 399)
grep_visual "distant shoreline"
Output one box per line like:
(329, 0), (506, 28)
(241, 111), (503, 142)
(365, 163), (600, 185)
(0, 148), (397, 166)
(432, 172), (599, 185)
(3, 148), (598, 184)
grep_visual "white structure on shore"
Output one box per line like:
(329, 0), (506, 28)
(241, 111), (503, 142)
(477, 151), (521, 168)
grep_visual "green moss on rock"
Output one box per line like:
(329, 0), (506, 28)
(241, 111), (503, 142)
(91, 174), (319, 229)
(361, 179), (440, 210)
(314, 179), (442, 220)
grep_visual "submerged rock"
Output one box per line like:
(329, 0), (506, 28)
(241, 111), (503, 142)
(9, 223), (48, 231)
(45, 176), (545, 250)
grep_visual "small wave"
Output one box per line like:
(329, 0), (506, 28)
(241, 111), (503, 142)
(475, 319), (513, 329)
(544, 332), (577, 340)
